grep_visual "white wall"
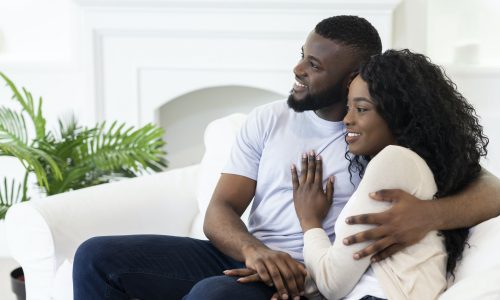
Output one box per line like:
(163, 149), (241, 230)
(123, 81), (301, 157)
(159, 86), (284, 169)
(0, 0), (91, 257)
(392, 0), (500, 175)
(0, 0), (500, 257)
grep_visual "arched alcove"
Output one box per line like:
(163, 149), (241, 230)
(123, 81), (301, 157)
(158, 85), (285, 169)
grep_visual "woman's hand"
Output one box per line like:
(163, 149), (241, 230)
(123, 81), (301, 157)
(291, 151), (334, 232)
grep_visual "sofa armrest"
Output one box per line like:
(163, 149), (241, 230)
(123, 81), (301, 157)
(5, 164), (199, 300)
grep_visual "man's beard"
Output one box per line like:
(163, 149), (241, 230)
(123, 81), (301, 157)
(287, 83), (344, 112)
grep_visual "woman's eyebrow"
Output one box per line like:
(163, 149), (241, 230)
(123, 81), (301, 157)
(353, 97), (374, 104)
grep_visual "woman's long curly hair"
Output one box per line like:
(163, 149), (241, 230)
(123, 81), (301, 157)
(347, 49), (489, 275)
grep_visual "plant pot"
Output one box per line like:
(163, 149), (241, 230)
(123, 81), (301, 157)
(10, 267), (26, 300)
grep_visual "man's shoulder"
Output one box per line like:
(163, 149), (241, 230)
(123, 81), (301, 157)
(246, 99), (296, 126)
(251, 99), (290, 116)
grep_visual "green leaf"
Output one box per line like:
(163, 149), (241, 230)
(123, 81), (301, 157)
(0, 72), (46, 140)
(1, 71), (167, 213)
(0, 177), (27, 220)
(0, 143), (58, 190)
(0, 107), (28, 146)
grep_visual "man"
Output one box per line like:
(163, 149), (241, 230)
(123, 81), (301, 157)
(73, 16), (500, 300)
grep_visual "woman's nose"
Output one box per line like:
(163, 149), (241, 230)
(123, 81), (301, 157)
(343, 108), (353, 126)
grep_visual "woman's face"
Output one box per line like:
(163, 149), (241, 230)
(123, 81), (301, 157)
(344, 75), (395, 157)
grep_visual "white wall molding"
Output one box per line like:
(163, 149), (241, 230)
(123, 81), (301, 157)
(77, 0), (400, 127)
(74, 0), (401, 167)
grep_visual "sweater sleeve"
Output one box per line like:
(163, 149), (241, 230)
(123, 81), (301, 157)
(303, 145), (438, 300)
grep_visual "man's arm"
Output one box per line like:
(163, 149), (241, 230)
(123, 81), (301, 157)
(204, 173), (307, 300)
(343, 169), (500, 261)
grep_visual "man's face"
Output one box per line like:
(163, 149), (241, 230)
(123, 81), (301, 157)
(288, 31), (359, 112)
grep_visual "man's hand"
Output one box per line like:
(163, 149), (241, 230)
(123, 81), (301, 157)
(237, 246), (307, 300)
(343, 189), (435, 261)
(291, 151), (334, 231)
(224, 266), (306, 300)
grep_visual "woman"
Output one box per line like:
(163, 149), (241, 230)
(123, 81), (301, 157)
(292, 49), (488, 299)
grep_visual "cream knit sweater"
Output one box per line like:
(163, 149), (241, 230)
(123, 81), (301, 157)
(303, 145), (447, 300)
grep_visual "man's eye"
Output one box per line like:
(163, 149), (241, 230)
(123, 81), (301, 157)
(310, 62), (319, 69)
(300, 51), (304, 59)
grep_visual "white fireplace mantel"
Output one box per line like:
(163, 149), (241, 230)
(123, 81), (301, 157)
(76, 0), (401, 127)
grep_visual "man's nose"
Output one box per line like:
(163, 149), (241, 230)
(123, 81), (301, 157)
(293, 60), (306, 78)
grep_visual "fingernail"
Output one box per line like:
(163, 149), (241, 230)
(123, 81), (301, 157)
(329, 176), (334, 182)
(345, 217), (352, 224)
(294, 296), (300, 300)
(302, 153), (307, 158)
(223, 270), (229, 274)
(300, 291), (305, 296)
(343, 238), (349, 245)
(282, 294), (289, 300)
(369, 192), (376, 197)
(271, 298), (278, 300)
(316, 154), (321, 160)
(291, 164), (295, 170)
(309, 150), (315, 156)
(353, 253), (360, 260)
(371, 257), (378, 263)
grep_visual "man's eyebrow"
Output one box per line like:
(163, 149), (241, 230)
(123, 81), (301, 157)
(301, 46), (322, 65)
(308, 55), (322, 64)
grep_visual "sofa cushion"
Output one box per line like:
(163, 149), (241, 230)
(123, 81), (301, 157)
(440, 215), (500, 299)
(190, 113), (247, 239)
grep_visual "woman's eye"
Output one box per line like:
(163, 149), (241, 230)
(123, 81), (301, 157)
(356, 107), (368, 113)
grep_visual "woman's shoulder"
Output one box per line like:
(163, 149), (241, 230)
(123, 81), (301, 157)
(365, 145), (437, 197)
(373, 145), (424, 164)
(369, 145), (432, 177)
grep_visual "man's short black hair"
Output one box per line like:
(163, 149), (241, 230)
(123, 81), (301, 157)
(315, 15), (382, 62)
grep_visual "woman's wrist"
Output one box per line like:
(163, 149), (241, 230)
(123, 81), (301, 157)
(300, 218), (323, 232)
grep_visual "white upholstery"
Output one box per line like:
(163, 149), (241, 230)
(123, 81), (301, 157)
(6, 165), (200, 300)
(5, 113), (500, 300)
(191, 113), (247, 239)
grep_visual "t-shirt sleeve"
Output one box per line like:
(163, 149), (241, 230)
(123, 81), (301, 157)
(303, 145), (437, 300)
(222, 106), (267, 180)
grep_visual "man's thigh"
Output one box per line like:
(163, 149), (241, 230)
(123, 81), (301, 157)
(74, 234), (244, 299)
(184, 275), (276, 300)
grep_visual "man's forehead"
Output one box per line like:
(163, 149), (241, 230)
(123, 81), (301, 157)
(304, 33), (353, 61)
(306, 32), (351, 51)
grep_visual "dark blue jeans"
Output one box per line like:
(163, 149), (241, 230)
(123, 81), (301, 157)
(72, 235), (276, 300)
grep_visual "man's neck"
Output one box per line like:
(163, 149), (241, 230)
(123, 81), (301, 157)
(314, 101), (346, 122)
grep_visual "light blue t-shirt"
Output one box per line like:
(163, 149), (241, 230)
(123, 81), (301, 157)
(223, 100), (360, 262)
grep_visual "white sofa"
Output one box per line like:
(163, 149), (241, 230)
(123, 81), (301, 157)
(6, 113), (500, 300)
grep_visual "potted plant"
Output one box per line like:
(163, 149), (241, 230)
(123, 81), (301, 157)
(0, 72), (167, 300)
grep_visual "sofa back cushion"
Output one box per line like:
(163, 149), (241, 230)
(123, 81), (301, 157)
(190, 113), (248, 239)
(439, 214), (500, 299)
